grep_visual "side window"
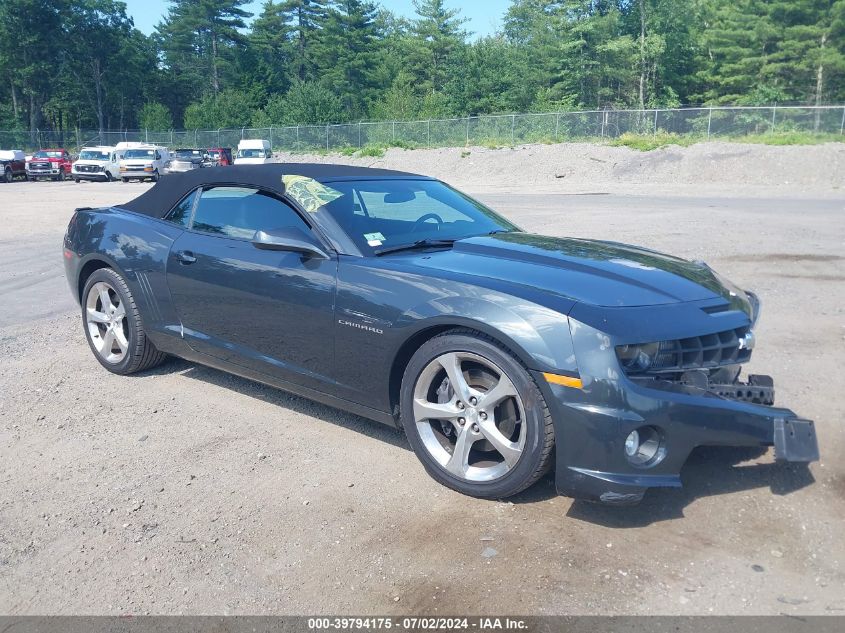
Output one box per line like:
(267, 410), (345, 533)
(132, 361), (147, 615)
(166, 190), (197, 227)
(155, 151), (161, 160)
(192, 186), (310, 240)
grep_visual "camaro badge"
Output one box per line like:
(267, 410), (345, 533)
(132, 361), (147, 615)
(338, 319), (384, 335)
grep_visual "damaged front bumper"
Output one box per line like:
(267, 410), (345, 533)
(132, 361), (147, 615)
(536, 370), (819, 505)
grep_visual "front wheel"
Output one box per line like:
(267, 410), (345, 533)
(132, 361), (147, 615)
(81, 268), (167, 375)
(121, 177), (129, 183)
(2, 167), (11, 183)
(400, 330), (555, 499)
(151, 170), (160, 182)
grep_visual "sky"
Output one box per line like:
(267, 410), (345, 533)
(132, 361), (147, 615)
(123, 0), (511, 38)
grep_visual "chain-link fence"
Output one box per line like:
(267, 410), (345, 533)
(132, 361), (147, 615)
(2, 105), (843, 154)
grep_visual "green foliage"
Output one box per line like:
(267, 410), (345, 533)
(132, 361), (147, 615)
(253, 81), (344, 125)
(725, 131), (845, 145)
(610, 132), (698, 151)
(358, 145), (385, 157)
(139, 103), (173, 131)
(2, 0), (845, 138)
(609, 130), (842, 150)
(184, 90), (258, 129)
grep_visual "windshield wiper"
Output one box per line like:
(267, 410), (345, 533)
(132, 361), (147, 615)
(374, 239), (458, 256)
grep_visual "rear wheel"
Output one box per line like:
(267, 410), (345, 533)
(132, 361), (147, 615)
(400, 330), (554, 499)
(82, 268), (167, 375)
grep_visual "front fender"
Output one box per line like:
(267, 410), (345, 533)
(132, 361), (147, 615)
(394, 295), (578, 374)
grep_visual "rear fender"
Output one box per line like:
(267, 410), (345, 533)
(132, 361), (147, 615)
(70, 208), (185, 349)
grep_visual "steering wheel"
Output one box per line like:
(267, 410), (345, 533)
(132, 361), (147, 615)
(411, 213), (444, 233)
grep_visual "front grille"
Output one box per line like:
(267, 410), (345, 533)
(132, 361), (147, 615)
(30, 162), (51, 170)
(76, 165), (99, 173)
(650, 326), (752, 373)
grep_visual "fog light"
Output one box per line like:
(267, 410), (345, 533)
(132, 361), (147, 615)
(623, 426), (665, 467)
(624, 430), (640, 457)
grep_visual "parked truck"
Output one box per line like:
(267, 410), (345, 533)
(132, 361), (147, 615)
(117, 142), (171, 182)
(26, 148), (74, 181)
(72, 146), (125, 182)
(235, 139), (272, 164)
(0, 150), (27, 183)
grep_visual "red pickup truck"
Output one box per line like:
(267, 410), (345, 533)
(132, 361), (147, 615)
(0, 150), (27, 182)
(26, 148), (74, 181)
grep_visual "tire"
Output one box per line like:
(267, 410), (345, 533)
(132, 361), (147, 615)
(151, 169), (160, 182)
(2, 167), (11, 183)
(400, 329), (554, 499)
(58, 168), (66, 181)
(74, 178), (80, 183)
(81, 268), (167, 375)
(105, 171), (113, 182)
(122, 177), (129, 183)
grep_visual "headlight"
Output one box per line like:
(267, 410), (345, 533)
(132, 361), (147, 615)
(616, 342), (660, 372)
(745, 290), (761, 326)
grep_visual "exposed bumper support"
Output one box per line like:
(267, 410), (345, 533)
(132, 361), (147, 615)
(536, 370), (820, 505)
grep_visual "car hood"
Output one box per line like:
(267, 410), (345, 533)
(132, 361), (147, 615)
(400, 233), (750, 310)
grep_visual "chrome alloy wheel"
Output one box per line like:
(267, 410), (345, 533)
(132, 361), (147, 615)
(85, 281), (129, 364)
(412, 351), (527, 482)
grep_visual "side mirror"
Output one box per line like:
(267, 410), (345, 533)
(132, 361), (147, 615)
(251, 226), (329, 259)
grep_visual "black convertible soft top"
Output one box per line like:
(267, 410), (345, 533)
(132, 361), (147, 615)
(119, 163), (431, 218)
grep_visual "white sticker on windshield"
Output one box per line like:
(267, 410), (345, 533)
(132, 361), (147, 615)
(364, 232), (385, 247)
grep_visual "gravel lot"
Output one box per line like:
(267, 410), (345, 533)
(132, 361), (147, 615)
(0, 143), (843, 615)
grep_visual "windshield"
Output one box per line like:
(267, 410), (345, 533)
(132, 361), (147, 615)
(304, 179), (519, 255)
(174, 149), (202, 159)
(33, 151), (62, 159)
(238, 148), (266, 158)
(208, 151), (221, 159)
(124, 149), (155, 159)
(79, 150), (110, 161)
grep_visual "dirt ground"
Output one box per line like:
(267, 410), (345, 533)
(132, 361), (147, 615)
(0, 143), (843, 615)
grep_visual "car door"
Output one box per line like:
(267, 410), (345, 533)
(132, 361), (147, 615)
(165, 185), (338, 392)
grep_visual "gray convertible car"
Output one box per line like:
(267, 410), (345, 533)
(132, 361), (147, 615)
(63, 164), (819, 504)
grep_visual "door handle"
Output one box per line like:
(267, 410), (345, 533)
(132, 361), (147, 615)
(176, 250), (197, 264)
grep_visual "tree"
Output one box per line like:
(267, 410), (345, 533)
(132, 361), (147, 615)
(764, 0), (845, 108)
(247, 1), (294, 95)
(183, 89), (259, 128)
(253, 80), (343, 125)
(139, 102), (173, 131)
(159, 0), (253, 95)
(277, 0), (329, 81)
(0, 0), (66, 137)
(65, 0), (137, 134)
(316, 0), (381, 116)
(408, 0), (468, 93)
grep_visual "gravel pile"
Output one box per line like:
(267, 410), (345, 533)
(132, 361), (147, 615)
(276, 141), (845, 194)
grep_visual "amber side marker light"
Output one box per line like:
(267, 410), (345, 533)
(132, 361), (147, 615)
(543, 372), (583, 389)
